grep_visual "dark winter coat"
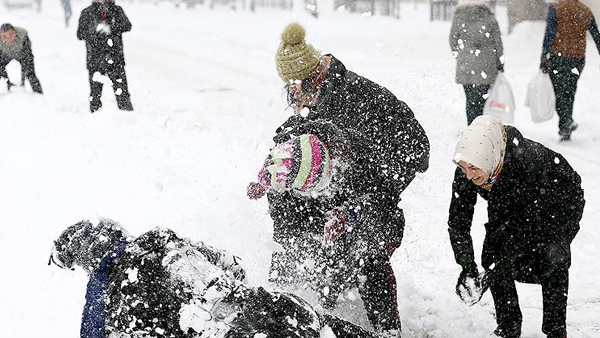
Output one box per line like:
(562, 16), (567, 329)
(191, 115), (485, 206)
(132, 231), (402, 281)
(270, 119), (405, 247)
(76, 1), (131, 71)
(448, 126), (585, 272)
(282, 55), (430, 194)
(50, 220), (384, 338)
(267, 120), (404, 327)
(450, 4), (504, 85)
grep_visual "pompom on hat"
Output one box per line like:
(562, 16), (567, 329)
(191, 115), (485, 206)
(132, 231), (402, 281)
(275, 23), (322, 84)
(248, 134), (333, 199)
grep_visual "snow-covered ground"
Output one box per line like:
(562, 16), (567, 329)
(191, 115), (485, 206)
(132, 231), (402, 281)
(0, 1), (599, 337)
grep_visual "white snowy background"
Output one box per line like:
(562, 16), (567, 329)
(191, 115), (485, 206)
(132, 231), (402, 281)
(0, 1), (599, 337)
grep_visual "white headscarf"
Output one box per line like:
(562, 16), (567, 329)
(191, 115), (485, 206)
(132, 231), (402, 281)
(453, 115), (506, 176)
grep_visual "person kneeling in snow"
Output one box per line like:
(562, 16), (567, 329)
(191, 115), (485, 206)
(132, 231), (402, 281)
(0, 23), (43, 94)
(247, 120), (404, 338)
(448, 116), (585, 338)
(49, 218), (384, 338)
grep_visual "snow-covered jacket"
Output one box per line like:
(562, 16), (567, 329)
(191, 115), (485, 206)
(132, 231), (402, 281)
(447, 126), (584, 271)
(281, 55), (430, 195)
(50, 219), (384, 338)
(50, 220), (246, 338)
(0, 27), (28, 61)
(541, 0), (600, 60)
(271, 119), (405, 246)
(450, 4), (504, 85)
(76, 1), (131, 71)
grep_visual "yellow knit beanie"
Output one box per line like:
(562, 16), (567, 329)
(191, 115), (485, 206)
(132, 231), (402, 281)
(276, 23), (321, 84)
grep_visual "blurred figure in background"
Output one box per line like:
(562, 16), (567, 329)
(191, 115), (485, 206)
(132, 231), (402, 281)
(61, 0), (72, 27)
(450, 0), (504, 125)
(540, 0), (600, 141)
(0, 23), (43, 94)
(77, 0), (133, 113)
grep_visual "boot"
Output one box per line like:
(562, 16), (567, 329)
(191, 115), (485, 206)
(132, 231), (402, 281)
(491, 323), (521, 338)
(559, 121), (578, 141)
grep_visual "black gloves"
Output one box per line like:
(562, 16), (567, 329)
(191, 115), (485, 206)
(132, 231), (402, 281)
(455, 262), (489, 305)
(456, 262), (479, 297)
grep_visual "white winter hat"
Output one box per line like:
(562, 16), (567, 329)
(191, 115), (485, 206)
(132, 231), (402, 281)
(452, 115), (506, 176)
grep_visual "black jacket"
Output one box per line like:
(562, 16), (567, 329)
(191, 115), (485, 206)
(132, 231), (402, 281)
(448, 126), (584, 270)
(77, 1), (131, 71)
(268, 120), (405, 248)
(279, 55), (430, 196)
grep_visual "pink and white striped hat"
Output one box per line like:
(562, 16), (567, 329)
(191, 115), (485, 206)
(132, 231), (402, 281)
(257, 134), (332, 196)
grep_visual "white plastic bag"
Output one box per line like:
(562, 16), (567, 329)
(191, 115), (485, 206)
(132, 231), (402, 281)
(483, 73), (516, 124)
(525, 71), (555, 123)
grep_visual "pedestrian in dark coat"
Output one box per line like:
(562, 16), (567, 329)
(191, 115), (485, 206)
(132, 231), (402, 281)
(49, 218), (386, 338)
(0, 23), (43, 94)
(447, 116), (585, 338)
(77, 0), (133, 113)
(450, 0), (504, 125)
(540, 0), (600, 141)
(247, 120), (406, 338)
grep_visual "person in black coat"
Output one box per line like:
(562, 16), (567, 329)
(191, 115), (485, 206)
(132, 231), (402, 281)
(49, 218), (387, 338)
(0, 23), (43, 94)
(248, 120), (407, 337)
(77, 0), (133, 113)
(447, 116), (585, 338)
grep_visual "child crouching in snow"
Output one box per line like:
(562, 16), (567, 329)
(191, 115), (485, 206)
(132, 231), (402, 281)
(49, 218), (384, 338)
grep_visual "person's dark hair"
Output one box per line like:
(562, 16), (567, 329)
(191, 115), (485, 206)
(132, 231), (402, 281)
(0, 23), (15, 32)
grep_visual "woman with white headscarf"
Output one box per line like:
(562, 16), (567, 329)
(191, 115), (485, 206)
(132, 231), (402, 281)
(447, 116), (585, 338)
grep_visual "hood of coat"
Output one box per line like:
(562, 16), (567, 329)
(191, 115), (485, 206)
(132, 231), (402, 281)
(455, 2), (492, 19)
(50, 218), (130, 273)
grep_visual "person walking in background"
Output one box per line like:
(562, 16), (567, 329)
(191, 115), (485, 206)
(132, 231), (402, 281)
(61, 0), (73, 27)
(447, 116), (585, 338)
(450, 0), (504, 125)
(0, 24), (43, 94)
(540, 0), (600, 141)
(77, 0), (133, 113)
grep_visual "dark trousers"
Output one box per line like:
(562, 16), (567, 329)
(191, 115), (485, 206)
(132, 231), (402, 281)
(488, 243), (571, 336)
(0, 53), (43, 94)
(88, 65), (133, 112)
(463, 84), (490, 125)
(269, 217), (403, 332)
(357, 242), (400, 332)
(548, 57), (585, 133)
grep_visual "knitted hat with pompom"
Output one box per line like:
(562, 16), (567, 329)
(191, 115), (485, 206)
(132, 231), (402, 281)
(275, 23), (321, 84)
(257, 134), (332, 196)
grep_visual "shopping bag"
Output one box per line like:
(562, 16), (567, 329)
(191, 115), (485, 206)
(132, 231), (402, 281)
(525, 71), (555, 123)
(483, 73), (516, 124)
